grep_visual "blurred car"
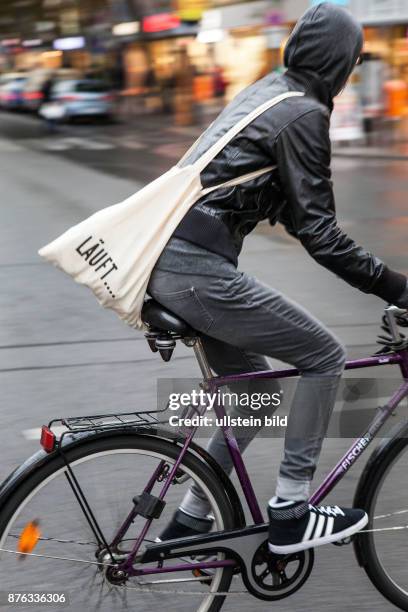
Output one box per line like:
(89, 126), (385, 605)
(0, 72), (26, 86)
(42, 79), (116, 121)
(22, 68), (80, 112)
(0, 75), (27, 110)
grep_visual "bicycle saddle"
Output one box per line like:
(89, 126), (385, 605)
(142, 299), (197, 338)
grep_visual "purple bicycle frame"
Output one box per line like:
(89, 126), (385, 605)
(214, 348), (408, 514)
(119, 347), (408, 577)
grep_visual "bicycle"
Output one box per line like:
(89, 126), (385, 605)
(1, 302), (408, 611)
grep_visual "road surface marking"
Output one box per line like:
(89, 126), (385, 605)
(62, 137), (114, 150)
(120, 137), (145, 150)
(0, 138), (24, 152)
(20, 137), (115, 151)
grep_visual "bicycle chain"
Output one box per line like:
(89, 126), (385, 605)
(0, 545), (245, 596)
(7, 533), (96, 546)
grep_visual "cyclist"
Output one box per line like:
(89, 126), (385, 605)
(147, 2), (408, 553)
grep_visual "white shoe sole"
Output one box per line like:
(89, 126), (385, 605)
(268, 512), (368, 555)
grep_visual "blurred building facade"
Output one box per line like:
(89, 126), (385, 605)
(0, 0), (407, 138)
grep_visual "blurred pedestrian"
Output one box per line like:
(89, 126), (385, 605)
(39, 75), (60, 133)
(174, 49), (194, 126)
(143, 67), (161, 114)
(383, 68), (408, 143)
(212, 64), (227, 99)
(160, 69), (177, 116)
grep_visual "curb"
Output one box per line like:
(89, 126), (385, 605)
(332, 150), (408, 161)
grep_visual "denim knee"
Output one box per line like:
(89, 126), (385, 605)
(308, 335), (347, 376)
(330, 339), (347, 373)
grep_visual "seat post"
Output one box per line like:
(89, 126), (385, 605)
(192, 337), (214, 380)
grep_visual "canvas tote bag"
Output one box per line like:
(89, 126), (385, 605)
(39, 91), (303, 329)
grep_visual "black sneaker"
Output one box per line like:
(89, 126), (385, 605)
(157, 508), (213, 542)
(157, 509), (215, 580)
(268, 498), (368, 554)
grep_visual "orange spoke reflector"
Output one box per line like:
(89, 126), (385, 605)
(17, 520), (41, 556)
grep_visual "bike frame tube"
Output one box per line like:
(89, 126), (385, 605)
(209, 380), (264, 524)
(118, 348), (408, 577)
(111, 460), (165, 548)
(122, 429), (198, 571)
(310, 377), (408, 505)
(206, 349), (408, 523)
(213, 352), (404, 386)
(132, 559), (237, 577)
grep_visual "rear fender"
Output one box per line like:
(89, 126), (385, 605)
(0, 427), (246, 528)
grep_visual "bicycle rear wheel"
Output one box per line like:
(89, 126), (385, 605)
(357, 436), (408, 611)
(0, 434), (236, 612)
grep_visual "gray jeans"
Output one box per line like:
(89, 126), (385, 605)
(147, 262), (346, 511)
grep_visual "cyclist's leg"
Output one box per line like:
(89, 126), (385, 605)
(148, 266), (346, 505)
(180, 339), (280, 519)
(200, 272), (346, 503)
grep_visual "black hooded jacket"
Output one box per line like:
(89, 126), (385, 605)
(172, 2), (406, 304)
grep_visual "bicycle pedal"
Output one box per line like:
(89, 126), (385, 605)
(192, 568), (212, 581)
(192, 565), (240, 580)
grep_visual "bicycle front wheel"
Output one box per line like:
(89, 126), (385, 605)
(357, 436), (408, 611)
(0, 434), (237, 612)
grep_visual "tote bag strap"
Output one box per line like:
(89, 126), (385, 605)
(193, 91), (304, 174)
(201, 164), (276, 196)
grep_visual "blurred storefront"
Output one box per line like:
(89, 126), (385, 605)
(308, 1), (408, 142)
(0, 0), (407, 137)
(121, 8), (201, 121)
(197, 1), (287, 101)
(351, 0), (408, 141)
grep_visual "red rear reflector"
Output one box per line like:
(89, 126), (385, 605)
(40, 426), (55, 453)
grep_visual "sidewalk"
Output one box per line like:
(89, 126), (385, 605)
(124, 111), (408, 161)
(332, 142), (408, 161)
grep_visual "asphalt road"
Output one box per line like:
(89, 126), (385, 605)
(1, 109), (408, 612)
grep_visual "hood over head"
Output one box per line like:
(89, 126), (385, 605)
(284, 2), (363, 98)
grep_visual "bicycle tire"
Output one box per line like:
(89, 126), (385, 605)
(356, 435), (408, 611)
(0, 433), (237, 612)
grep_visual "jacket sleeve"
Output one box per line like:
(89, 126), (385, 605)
(274, 108), (406, 303)
(274, 206), (298, 239)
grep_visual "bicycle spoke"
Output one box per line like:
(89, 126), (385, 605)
(0, 442), (234, 610)
(0, 546), (114, 566)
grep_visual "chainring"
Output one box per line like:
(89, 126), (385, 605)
(246, 540), (314, 601)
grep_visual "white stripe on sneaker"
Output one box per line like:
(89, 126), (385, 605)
(325, 516), (334, 537)
(312, 514), (326, 539)
(269, 513), (368, 555)
(302, 511), (316, 542)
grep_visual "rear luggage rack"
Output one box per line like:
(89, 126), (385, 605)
(48, 409), (168, 435)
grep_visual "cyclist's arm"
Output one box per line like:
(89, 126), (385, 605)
(275, 108), (407, 305)
(274, 206), (298, 239)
